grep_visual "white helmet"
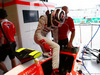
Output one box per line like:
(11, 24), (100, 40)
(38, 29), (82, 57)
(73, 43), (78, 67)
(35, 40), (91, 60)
(51, 9), (65, 27)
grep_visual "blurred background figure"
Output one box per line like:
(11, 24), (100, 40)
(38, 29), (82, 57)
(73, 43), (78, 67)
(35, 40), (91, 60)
(0, 9), (17, 74)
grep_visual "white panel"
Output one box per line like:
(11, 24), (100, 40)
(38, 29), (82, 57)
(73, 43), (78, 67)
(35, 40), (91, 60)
(92, 26), (100, 49)
(70, 25), (91, 48)
(73, 26), (81, 47)
(80, 26), (91, 47)
(4, 60), (35, 75)
(16, 3), (55, 52)
(74, 24), (100, 49)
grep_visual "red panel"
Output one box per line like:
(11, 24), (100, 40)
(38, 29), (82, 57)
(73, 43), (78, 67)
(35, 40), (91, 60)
(0, 0), (55, 8)
(18, 61), (44, 75)
(16, 1), (30, 6)
(0, 0), (15, 7)
(0, 3), (2, 7)
(34, 3), (55, 8)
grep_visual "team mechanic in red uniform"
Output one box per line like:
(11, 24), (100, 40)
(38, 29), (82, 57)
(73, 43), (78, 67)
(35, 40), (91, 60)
(0, 9), (16, 74)
(58, 6), (75, 50)
(58, 6), (75, 75)
(34, 9), (65, 75)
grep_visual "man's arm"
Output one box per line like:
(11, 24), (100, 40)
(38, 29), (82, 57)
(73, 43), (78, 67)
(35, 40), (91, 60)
(67, 31), (75, 49)
(51, 28), (58, 43)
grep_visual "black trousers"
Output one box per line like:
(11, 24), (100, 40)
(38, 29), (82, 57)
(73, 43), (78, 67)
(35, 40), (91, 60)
(0, 41), (16, 62)
(58, 38), (68, 50)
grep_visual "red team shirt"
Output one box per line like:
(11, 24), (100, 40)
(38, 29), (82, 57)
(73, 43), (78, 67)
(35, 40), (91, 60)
(0, 19), (16, 44)
(58, 17), (75, 40)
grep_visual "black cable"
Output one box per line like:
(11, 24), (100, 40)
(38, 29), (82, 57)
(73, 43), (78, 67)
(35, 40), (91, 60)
(41, 0), (49, 10)
(0, 23), (15, 54)
(93, 49), (100, 52)
(85, 47), (99, 58)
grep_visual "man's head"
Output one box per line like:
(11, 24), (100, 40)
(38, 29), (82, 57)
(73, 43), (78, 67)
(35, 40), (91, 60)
(62, 6), (69, 16)
(0, 9), (8, 19)
(51, 9), (65, 27)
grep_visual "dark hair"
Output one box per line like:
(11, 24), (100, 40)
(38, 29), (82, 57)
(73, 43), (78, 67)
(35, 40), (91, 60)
(0, 9), (8, 19)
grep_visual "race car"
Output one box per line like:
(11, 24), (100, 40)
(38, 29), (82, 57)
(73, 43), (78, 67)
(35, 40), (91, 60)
(13, 47), (83, 75)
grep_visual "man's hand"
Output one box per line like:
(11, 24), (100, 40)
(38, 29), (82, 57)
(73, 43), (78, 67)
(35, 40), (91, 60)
(67, 42), (73, 50)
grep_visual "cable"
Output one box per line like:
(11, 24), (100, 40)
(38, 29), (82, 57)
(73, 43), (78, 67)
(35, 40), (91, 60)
(41, 0), (49, 10)
(82, 25), (100, 75)
(0, 23), (15, 55)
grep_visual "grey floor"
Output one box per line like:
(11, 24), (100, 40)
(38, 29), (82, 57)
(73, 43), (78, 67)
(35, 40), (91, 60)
(81, 60), (100, 75)
(78, 47), (100, 75)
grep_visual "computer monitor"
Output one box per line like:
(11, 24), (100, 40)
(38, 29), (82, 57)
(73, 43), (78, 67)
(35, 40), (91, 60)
(23, 10), (39, 23)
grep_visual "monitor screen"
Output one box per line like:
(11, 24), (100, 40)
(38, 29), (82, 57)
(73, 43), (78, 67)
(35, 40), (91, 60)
(23, 10), (39, 23)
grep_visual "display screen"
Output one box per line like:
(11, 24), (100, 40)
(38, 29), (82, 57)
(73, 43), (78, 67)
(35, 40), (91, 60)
(23, 10), (39, 23)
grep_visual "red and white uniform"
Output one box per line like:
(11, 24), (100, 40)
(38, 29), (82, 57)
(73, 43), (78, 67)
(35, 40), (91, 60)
(0, 19), (16, 44)
(58, 17), (75, 40)
(34, 15), (60, 69)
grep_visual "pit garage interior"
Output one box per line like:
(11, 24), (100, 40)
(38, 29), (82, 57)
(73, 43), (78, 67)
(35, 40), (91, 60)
(0, 0), (100, 75)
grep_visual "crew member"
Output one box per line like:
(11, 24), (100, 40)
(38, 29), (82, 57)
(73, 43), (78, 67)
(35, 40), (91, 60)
(34, 9), (65, 75)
